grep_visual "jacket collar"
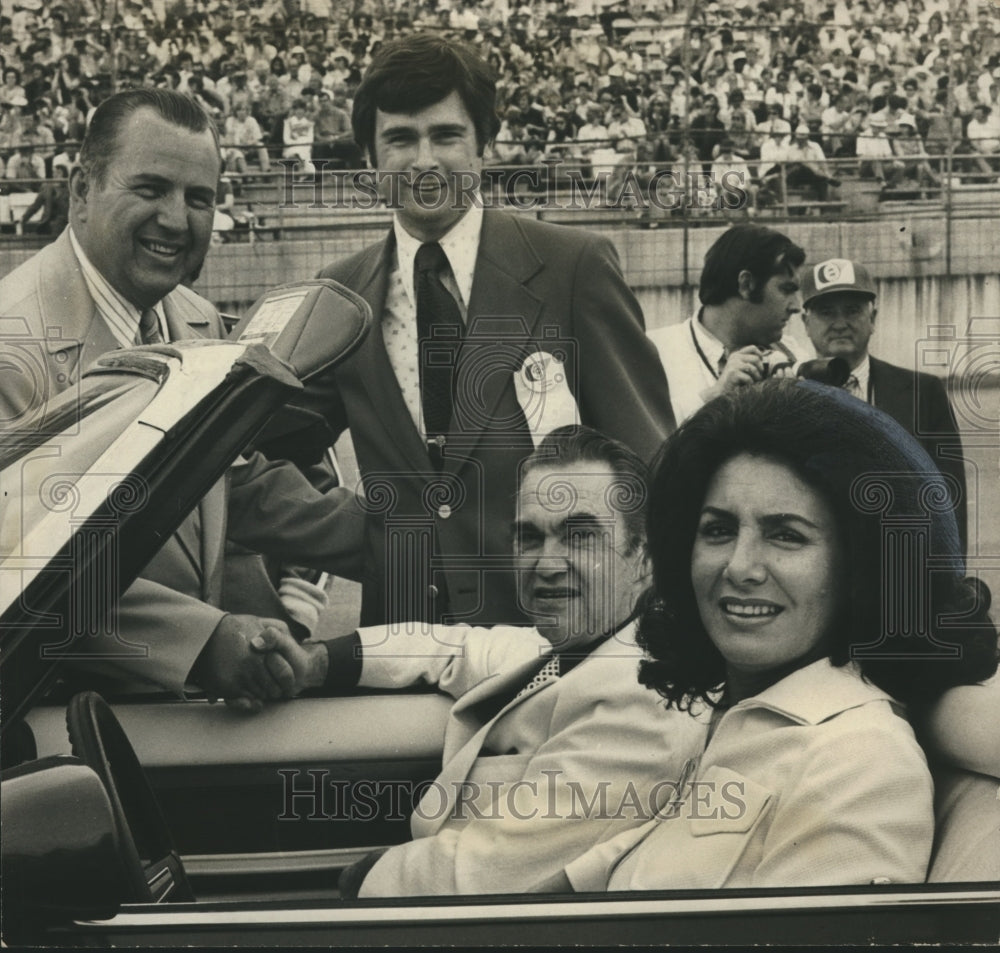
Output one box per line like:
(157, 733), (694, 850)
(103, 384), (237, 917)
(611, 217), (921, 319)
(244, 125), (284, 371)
(39, 229), (213, 361)
(731, 658), (900, 725)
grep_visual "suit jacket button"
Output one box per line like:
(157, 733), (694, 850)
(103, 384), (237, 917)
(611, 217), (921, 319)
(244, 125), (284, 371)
(428, 584), (440, 599)
(437, 504), (452, 519)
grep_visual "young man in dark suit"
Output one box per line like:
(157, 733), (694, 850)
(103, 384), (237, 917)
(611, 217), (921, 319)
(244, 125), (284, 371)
(800, 257), (967, 546)
(299, 34), (675, 628)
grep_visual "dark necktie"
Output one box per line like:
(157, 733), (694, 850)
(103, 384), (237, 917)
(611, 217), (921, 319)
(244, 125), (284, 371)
(136, 308), (164, 345)
(415, 242), (464, 461)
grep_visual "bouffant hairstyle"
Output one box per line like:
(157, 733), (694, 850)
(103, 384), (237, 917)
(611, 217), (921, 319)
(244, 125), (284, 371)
(638, 380), (997, 710)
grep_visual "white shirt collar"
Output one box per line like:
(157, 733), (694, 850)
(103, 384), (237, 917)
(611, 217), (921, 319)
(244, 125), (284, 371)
(393, 201), (484, 313)
(691, 308), (728, 376)
(69, 227), (167, 347)
(850, 354), (872, 400)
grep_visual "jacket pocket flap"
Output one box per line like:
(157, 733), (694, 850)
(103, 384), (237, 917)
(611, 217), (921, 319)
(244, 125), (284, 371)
(689, 765), (772, 836)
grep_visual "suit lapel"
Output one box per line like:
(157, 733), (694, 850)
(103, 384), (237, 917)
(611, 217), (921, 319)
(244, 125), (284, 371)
(162, 289), (215, 342)
(448, 212), (545, 471)
(870, 358), (914, 430)
(38, 232), (111, 386)
(418, 649), (556, 836)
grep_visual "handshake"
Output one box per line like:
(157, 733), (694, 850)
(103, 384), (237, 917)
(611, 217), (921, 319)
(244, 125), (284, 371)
(190, 613), (329, 713)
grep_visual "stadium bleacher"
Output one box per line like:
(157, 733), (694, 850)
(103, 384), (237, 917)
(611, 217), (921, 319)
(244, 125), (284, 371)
(1, 0), (999, 239)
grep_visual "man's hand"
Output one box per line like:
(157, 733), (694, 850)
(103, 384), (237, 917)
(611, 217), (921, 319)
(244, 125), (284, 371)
(249, 627), (329, 696)
(707, 345), (767, 399)
(191, 614), (298, 713)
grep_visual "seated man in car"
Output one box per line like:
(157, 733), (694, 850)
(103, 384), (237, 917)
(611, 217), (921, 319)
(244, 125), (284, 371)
(253, 426), (705, 897)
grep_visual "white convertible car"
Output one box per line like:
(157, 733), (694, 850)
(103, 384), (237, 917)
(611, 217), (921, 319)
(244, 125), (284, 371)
(1, 284), (998, 947)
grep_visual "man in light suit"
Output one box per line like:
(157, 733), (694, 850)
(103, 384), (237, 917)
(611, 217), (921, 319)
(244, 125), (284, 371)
(260, 426), (704, 896)
(280, 34), (674, 628)
(649, 224), (806, 425)
(0, 89), (367, 708)
(799, 257), (967, 546)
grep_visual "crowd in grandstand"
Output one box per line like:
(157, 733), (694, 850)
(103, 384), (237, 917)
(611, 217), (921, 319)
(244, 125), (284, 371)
(1, 0), (1000, 226)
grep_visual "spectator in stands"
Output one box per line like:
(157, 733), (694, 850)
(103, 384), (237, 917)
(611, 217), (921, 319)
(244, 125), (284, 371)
(5, 143), (44, 189)
(889, 116), (940, 195)
(757, 123), (792, 206)
(0, 66), (24, 107)
(822, 89), (855, 155)
(690, 94), (727, 165)
(0, 95), (25, 150)
(764, 70), (798, 123)
(901, 75), (931, 136)
(50, 143), (76, 178)
(576, 102), (610, 155)
(606, 100), (646, 147)
(924, 89), (963, 161)
(857, 112), (895, 181)
(782, 124), (840, 201)
(721, 109), (757, 159)
(720, 88), (756, 136)
(223, 101), (270, 175)
(710, 138), (756, 214)
(966, 103), (1000, 177)
(312, 86), (361, 168)
(954, 73), (984, 119)
(257, 73), (290, 146)
(799, 82), (826, 130)
(757, 101), (792, 146)
(281, 96), (315, 178)
(494, 106), (530, 165)
(20, 161), (68, 237)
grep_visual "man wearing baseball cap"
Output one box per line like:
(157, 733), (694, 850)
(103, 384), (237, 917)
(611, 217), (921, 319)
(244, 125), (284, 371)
(800, 257), (967, 546)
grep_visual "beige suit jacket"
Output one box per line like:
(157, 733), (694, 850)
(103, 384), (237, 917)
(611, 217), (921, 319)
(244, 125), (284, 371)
(354, 620), (706, 896)
(0, 230), (365, 694)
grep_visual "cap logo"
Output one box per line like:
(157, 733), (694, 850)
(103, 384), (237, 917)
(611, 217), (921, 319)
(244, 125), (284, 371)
(814, 259), (856, 289)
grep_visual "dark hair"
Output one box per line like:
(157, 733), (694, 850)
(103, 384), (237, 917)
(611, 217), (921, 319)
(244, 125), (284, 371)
(79, 88), (220, 187)
(698, 224), (806, 306)
(522, 425), (650, 556)
(351, 32), (501, 163)
(638, 381), (997, 710)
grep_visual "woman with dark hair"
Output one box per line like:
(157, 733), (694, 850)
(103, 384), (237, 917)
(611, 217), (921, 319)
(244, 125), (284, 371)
(534, 380), (997, 891)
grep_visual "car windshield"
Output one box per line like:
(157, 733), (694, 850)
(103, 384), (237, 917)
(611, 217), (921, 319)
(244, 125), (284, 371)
(0, 374), (159, 579)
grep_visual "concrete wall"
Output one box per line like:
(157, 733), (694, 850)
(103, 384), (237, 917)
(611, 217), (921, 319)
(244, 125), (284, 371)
(2, 215), (997, 374)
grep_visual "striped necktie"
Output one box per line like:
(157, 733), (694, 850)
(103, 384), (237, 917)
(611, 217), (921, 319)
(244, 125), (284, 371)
(136, 308), (164, 345)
